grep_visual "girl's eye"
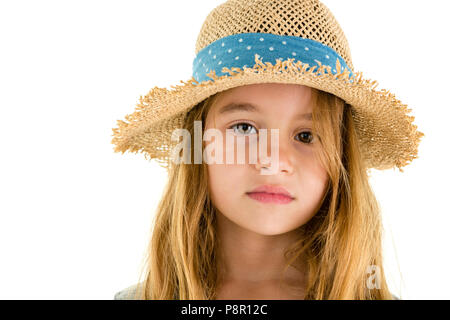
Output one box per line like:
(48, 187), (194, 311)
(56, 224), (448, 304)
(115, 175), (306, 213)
(228, 122), (315, 144)
(295, 131), (315, 144)
(229, 122), (257, 135)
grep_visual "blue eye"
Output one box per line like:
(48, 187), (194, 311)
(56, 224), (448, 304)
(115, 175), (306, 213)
(229, 122), (257, 135)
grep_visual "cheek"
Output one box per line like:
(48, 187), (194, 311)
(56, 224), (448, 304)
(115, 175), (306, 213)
(207, 163), (247, 208)
(300, 162), (329, 208)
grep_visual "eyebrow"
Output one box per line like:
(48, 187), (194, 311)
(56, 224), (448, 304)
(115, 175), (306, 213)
(218, 102), (312, 120)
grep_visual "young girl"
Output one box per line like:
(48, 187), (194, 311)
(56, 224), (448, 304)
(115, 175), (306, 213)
(112, 0), (423, 300)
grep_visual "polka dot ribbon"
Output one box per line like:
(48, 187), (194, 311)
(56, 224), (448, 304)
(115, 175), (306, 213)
(192, 33), (354, 84)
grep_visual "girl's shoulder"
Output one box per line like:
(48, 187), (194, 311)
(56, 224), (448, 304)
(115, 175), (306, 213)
(114, 283), (143, 300)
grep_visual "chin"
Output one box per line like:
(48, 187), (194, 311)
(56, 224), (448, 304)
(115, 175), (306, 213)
(245, 224), (298, 236)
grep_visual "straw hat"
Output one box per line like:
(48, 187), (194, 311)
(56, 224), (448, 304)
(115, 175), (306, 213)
(111, 0), (424, 172)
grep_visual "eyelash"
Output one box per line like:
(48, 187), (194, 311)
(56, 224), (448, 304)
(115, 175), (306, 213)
(228, 122), (316, 144)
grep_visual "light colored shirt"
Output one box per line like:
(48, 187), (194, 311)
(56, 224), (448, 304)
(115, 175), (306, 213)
(114, 283), (141, 300)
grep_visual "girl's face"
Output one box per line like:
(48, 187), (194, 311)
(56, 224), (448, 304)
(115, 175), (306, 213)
(204, 83), (329, 236)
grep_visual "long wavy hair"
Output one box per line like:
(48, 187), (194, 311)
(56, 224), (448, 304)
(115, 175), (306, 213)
(133, 84), (395, 300)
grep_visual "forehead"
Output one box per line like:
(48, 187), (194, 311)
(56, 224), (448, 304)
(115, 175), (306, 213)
(217, 102), (312, 121)
(212, 83), (314, 119)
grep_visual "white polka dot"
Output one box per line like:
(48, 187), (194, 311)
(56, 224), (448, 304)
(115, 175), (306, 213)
(333, 69), (336, 72)
(292, 52), (297, 56)
(218, 61), (222, 65)
(206, 68), (209, 72)
(203, 63), (206, 67)
(282, 41), (287, 45)
(269, 47), (274, 51)
(228, 48), (232, 53)
(247, 46), (252, 50)
(208, 49), (211, 54)
(213, 55), (216, 59)
(235, 56), (239, 60)
(305, 47), (309, 51)
(221, 42), (225, 47)
(326, 55), (330, 59)
(199, 58), (202, 62)
(239, 38), (243, 42)
(260, 37), (264, 41)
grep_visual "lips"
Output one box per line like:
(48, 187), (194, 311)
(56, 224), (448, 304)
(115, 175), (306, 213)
(246, 192), (293, 204)
(247, 184), (294, 199)
(246, 184), (294, 204)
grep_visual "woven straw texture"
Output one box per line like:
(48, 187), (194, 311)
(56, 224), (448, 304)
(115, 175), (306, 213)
(111, 0), (424, 172)
(195, 0), (353, 70)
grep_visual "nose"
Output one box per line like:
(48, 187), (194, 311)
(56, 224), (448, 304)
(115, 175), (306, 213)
(254, 130), (294, 175)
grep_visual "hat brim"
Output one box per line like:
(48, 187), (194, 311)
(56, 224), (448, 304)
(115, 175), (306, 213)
(111, 56), (424, 172)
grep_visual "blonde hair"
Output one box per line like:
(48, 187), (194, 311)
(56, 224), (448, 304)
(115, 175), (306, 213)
(133, 85), (395, 300)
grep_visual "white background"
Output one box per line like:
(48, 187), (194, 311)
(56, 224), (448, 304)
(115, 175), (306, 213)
(0, 0), (448, 299)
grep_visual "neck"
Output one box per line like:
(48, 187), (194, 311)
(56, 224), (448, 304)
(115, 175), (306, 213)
(215, 211), (307, 284)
